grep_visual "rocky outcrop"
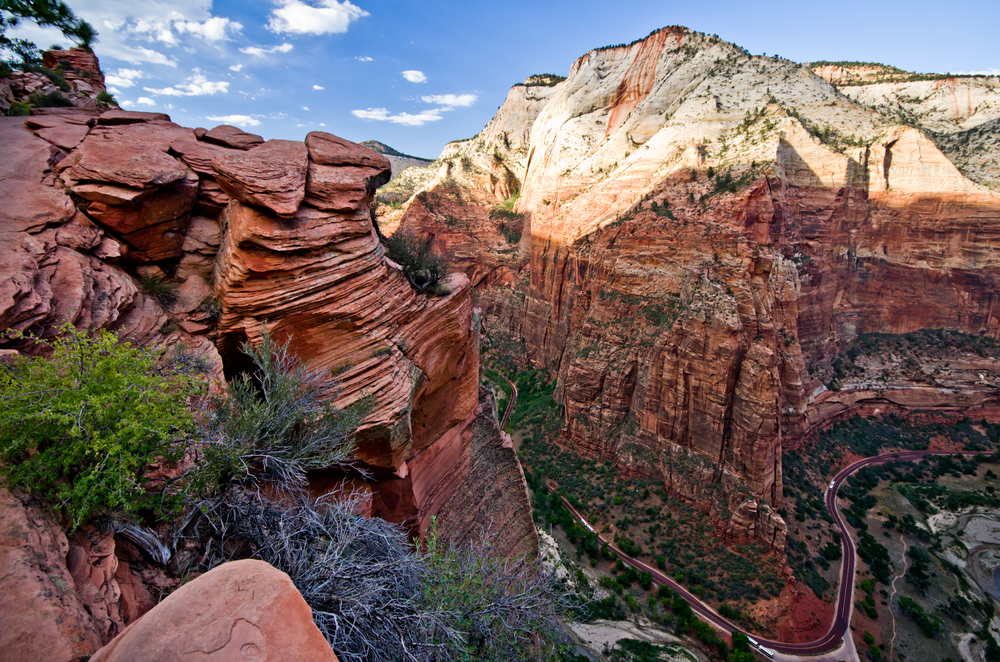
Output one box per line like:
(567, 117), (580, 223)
(396, 27), (1000, 550)
(0, 488), (104, 662)
(90, 560), (338, 662)
(43, 47), (106, 93)
(212, 131), (536, 555)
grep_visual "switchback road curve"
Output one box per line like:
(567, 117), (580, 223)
(555, 449), (980, 657)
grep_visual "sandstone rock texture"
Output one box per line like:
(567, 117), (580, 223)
(0, 55), (538, 662)
(43, 47), (107, 92)
(212, 132), (536, 556)
(0, 488), (104, 662)
(90, 559), (338, 662)
(395, 27), (1000, 550)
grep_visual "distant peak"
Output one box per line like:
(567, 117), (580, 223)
(359, 140), (431, 161)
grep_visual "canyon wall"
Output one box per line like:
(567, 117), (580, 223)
(396, 27), (1000, 548)
(0, 50), (536, 660)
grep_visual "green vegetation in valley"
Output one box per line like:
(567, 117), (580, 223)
(501, 366), (783, 643)
(825, 328), (1000, 391)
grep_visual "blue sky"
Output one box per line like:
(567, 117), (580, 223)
(9, 0), (998, 158)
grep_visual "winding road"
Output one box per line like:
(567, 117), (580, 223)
(499, 375), (518, 429)
(553, 449), (981, 658)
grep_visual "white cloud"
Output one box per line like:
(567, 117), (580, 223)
(137, 96), (156, 106)
(421, 93), (477, 108)
(954, 68), (1000, 75)
(402, 70), (427, 83)
(352, 107), (443, 126)
(319, 122), (325, 126)
(302, 106), (310, 111)
(145, 70), (229, 96)
(206, 114), (262, 127)
(164, 103), (175, 109)
(267, 0), (368, 35)
(173, 16), (242, 41)
(312, 84), (324, 90)
(240, 42), (294, 56)
(120, 99), (136, 107)
(47, 2), (244, 67)
(112, 45), (178, 67)
(356, 56), (372, 62)
(107, 87), (122, 94)
(229, 64), (244, 72)
(105, 68), (146, 88)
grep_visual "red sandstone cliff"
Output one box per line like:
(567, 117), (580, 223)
(0, 54), (537, 661)
(395, 27), (1000, 550)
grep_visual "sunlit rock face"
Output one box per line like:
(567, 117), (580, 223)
(396, 27), (1000, 549)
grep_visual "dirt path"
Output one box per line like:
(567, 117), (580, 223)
(888, 534), (909, 660)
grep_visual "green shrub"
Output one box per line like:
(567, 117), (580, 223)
(188, 330), (373, 496)
(140, 275), (178, 307)
(0, 325), (197, 530)
(382, 231), (449, 294)
(8, 100), (31, 116)
(21, 63), (70, 91)
(28, 89), (73, 107)
(96, 89), (117, 106)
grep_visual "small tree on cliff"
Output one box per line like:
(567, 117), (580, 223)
(1, 0), (97, 67)
(383, 230), (449, 294)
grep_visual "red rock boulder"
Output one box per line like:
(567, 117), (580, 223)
(90, 559), (338, 662)
(212, 139), (308, 217)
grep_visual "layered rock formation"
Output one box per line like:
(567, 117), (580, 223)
(211, 130), (535, 557)
(395, 27), (1000, 550)
(0, 49), (538, 661)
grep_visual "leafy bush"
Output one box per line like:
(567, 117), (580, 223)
(0, 325), (197, 530)
(187, 330), (373, 497)
(95, 89), (117, 106)
(28, 89), (72, 107)
(383, 230), (449, 294)
(8, 100), (31, 115)
(899, 596), (944, 637)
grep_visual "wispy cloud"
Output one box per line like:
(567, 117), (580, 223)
(421, 93), (477, 108)
(402, 70), (427, 83)
(112, 44), (177, 67)
(352, 107), (443, 126)
(145, 70), (229, 96)
(953, 68), (1000, 76)
(312, 84), (324, 90)
(267, 0), (368, 35)
(356, 56), (373, 62)
(240, 42), (294, 56)
(206, 114), (262, 127)
(229, 64), (244, 72)
(105, 68), (146, 89)
(302, 106), (310, 111)
(173, 16), (242, 41)
(137, 97), (156, 106)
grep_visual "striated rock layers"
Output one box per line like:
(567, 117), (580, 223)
(0, 107), (536, 556)
(0, 79), (537, 657)
(211, 131), (536, 558)
(396, 27), (1000, 549)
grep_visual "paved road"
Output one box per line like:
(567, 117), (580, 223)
(499, 375), (517, 429)
(555, 449), (981, 657)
